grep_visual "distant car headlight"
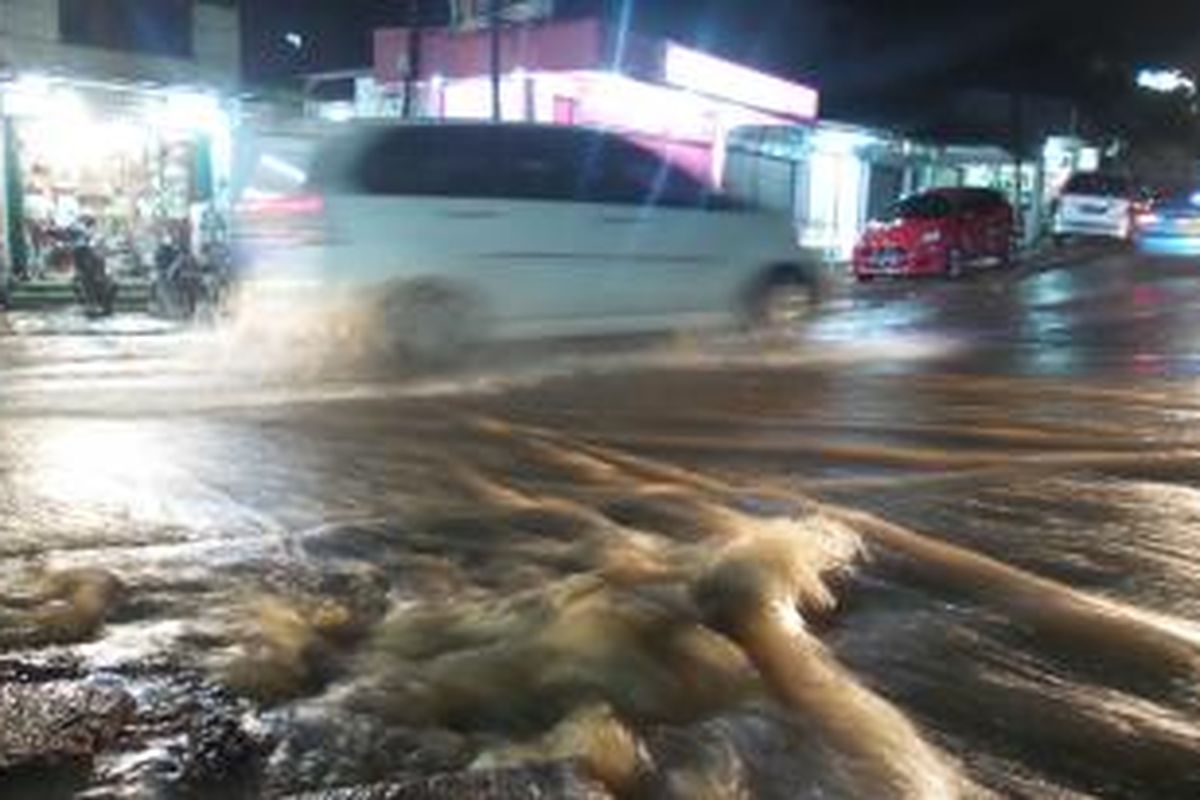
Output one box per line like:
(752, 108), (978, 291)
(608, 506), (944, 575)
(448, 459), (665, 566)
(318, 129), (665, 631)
(920, 230), (942, 245)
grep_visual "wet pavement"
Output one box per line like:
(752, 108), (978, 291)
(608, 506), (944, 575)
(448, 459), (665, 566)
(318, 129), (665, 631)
(4, 249), (1200, 798)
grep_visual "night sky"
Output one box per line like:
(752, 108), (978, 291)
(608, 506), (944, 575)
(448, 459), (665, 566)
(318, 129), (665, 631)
(242, 0), (1200, 117)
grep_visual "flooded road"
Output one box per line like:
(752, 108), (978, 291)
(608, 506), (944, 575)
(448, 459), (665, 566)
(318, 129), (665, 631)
(4, 250), (1200, 798)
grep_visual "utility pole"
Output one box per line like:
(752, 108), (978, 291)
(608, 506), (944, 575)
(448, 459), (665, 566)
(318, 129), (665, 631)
(490, 0), (502, 122)
(1011, 91), (1026, 244)
(402, 0), (421, 118)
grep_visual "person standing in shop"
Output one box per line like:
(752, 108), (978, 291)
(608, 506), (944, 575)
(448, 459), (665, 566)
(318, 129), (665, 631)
(22, 175), (54, 281)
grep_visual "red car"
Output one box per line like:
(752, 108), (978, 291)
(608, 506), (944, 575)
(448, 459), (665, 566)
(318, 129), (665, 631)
(852, 188), (1016, 281)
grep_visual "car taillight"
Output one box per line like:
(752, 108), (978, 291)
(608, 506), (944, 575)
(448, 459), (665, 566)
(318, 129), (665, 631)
(237, 193), (328, 247)
(238, 193), (325, 218)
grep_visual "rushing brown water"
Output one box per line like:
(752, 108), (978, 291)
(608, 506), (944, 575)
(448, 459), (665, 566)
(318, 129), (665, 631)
(4, 253), (1200, 798)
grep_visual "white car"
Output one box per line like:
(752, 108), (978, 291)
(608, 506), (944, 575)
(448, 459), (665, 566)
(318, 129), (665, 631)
(1052, 172), (1138, 243)
(234, 123), (821, 358)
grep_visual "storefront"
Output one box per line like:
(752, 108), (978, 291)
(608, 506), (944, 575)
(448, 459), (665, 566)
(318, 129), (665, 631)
(1042, 136), (1100, 197)
(724, 122), (943, 259)
(357, 18), (1099, 258)
(937, 141), (1101, 244)
(0, 74), (234, 287)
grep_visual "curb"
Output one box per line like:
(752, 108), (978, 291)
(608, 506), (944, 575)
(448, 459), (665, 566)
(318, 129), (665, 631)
(1009, 242), (1119, 279)
(827, 241), (1118, 294)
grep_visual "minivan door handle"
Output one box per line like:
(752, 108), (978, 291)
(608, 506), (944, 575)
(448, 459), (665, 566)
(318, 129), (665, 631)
(602, 215), (644, 225)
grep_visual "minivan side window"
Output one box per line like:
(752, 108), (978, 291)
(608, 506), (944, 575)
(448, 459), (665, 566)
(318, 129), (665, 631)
(589, 137), (711, 208)
(497, 128), (714, 208)
(496, 128), (591, 202)
(355, 127), (501, 198)
(350, 125), (715, 209)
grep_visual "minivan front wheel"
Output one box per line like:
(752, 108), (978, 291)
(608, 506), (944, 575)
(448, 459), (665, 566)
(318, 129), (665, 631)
(379, 281), (484, 367)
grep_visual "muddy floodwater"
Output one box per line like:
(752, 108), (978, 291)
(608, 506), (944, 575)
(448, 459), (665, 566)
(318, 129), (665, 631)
(4, 252), (1200, 798)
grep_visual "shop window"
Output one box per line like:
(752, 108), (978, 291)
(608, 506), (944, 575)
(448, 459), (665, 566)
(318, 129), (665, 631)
(60, 0), (193, 58)
(12, 115), (208, 283)
(867, 165), (904, 222)
(552, 97), (577, 125)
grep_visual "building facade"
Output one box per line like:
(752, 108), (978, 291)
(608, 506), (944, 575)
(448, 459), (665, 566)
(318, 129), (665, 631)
(0, 0), (240, 286)
(724, 124), (1104, 258)
(358, 17), (1092, 258)
(370, 18), (819, 187)
(302, 16), (1100, 262)
(0, 0), (239, 89)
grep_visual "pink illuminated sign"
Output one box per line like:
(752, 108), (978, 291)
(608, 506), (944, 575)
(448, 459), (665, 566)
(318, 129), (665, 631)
(663, 43), (819, 121)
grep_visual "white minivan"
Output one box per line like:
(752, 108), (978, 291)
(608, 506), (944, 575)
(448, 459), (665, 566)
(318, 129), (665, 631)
(235, 123), (821, 358)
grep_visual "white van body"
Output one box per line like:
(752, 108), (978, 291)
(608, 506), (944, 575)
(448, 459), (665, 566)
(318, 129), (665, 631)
(235, 123), (821, 349)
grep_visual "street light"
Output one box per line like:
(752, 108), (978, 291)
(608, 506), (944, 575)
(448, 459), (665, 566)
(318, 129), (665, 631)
(1136, 68), (1196, 96)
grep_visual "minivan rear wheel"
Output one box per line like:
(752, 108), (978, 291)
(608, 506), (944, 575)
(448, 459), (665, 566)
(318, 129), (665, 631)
(752, 271), (816, 335)
(379, 281), (483, 367)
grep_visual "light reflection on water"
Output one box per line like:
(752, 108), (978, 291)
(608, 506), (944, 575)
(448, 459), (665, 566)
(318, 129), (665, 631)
(3, 366), (1200, 797)
(17, 421), (176, 520)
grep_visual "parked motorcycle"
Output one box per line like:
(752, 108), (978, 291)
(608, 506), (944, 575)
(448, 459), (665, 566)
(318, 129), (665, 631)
(149, 238), (234, 322)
